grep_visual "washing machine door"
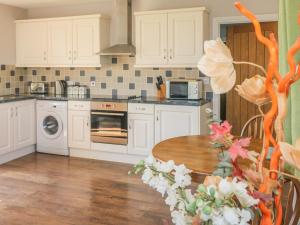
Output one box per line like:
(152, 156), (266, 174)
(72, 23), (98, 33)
(41, 113), (63, 139)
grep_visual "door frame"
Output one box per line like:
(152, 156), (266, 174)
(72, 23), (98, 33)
(212, 14), (278, 120)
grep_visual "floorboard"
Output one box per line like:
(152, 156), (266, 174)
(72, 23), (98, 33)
(0, 153), (172, 225)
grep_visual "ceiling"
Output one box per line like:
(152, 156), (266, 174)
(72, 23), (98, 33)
(0, 0), (111, 9)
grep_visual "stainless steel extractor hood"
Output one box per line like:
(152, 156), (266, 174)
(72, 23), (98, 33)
(101, 0), (135, 56)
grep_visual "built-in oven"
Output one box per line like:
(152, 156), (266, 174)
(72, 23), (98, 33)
(91, 101), (128, 145)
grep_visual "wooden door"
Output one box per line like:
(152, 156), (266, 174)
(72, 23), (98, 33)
(14, 100), (36, 150)
(155, 105), (199, 144)
(0, 103), (14, 155)
(16, 21), (48, 66)
(225, 22), (277, 135)
(135, 13), (168, 65)
(73, 18), (100, 66)
(167, 10), (203, 65)
(47, 19), (73, 65)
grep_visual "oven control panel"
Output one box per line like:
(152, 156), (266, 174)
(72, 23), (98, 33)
(91, 101), (127, 112)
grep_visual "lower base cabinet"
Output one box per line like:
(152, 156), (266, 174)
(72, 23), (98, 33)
(154, 105), (200, 144)
(68, 101), (91, 150)
(128, 113), (154, 156)
(0, 100), (36, 156)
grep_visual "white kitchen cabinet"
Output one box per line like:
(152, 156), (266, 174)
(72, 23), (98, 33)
(16, 21), (48, 66)
(155, 105), (200, 144)
(0, 100), (36, 156)
(0, 103), (14, 155)
(128, 114), (154, 156)
(15, 15), (110, 67)
(14, 100), (36, 150)
(168, 11), (204, 65)
(135, 14), (168, 65)
(135, 7), (209, 68)
(47, 19), (73, 65)
(73, 18), (100, 66)
(128, 103), (154, 156)
(68, 101), (91, 150)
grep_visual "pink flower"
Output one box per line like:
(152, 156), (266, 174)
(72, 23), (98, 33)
(210, 121), (232, 141)
(228, 137), (251, 161)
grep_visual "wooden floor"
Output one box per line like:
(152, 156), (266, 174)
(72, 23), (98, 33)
(0, 153), (172, 225)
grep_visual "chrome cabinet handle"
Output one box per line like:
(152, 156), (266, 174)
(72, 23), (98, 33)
(169, 49), (173, 60)
(15, 107), (18, 117)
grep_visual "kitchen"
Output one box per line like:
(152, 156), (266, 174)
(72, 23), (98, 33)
(0, 0), (280, 224)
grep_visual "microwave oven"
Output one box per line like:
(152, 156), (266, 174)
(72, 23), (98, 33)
(166, 80), (203, 100)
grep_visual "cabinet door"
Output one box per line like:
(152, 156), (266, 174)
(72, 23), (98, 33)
(16, 22), (48, 66)
(73, 18), (100, 66)
(128, 114), (154, 156)
(167, 11), (203, 65)
(47, 20), (73, 65)
(155, 105), (199, 144)
(68, 110), (90, 149)
(14, 100), (36, 150)
(135, 14), (168, 65)
(0, 103), (14, 155)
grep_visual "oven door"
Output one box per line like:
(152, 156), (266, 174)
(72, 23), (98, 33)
(91, 111), (128, 145)
(169, 81), (189, 99)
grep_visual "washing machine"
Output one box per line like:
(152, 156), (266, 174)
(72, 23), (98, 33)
(36, 100), (69, 156)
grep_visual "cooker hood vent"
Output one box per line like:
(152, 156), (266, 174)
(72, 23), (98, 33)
(101, 0), (135, 56)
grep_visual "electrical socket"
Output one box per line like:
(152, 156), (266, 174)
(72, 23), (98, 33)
(90, 81), (96, 87)
(201, 77), (210, 85)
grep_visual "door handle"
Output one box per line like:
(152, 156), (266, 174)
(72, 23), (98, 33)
(169, 49), (173, 60)
(15, 107), (18, 117)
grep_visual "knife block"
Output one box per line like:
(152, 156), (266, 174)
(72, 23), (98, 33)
(157, 84), (166, 100)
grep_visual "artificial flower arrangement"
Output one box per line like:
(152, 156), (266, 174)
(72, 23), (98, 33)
(130, 119), (261, 225)
(130, 2), (300, 225)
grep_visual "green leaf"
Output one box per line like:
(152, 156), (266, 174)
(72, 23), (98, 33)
(186, 201), (197, 216)
(209, 187), (216, 197)
(213, 168), (232, 178)
(202, 206), (212, 215)
(217, 161), (233, 169)
(213, 143), (225, 148)
(197, 184), (207, 193)
(218, 152), (231, 162)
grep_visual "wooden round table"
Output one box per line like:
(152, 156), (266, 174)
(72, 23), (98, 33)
(152, 135), (263, 175)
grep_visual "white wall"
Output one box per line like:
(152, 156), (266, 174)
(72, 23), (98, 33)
(0, 4), (27, 65)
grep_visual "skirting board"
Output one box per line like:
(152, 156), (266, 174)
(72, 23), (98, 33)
(70, 148), (146, 164)
(0, 145), (35, 165)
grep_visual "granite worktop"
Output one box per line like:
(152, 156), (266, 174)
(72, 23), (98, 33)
(0, 94), (210, 106)
(129, 97), (209, 106)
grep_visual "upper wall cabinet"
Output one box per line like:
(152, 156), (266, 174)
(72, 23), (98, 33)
(135, 8), (209, 68)
(15, 15), (110, 67)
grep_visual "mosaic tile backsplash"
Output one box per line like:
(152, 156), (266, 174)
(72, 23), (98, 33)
(1, 56), (213, 99)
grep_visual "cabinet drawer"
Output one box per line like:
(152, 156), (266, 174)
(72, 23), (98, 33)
(128, 103), (154, 114)
(68, 101), (90, 111)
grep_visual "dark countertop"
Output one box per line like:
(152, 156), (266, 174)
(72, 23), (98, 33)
(0, 94), (210, 106)
(129, 97), (209, 106)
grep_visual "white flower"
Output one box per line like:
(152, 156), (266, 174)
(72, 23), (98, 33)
(205, 108), (213, 114)
(171, 210), (187, 225)
(198, 38), (236, 94)
(145, 155), (156, 166)
(158, 160), (175, 173)
(232, 178), (259, 207)
(212, 215), (229, 225)
(165, 189), (179, 210)
(218, 178), (234, 196)
(141, 168), (153, 184)
(155, 174), (170, 196)
(223, 206), (240, 225)
(239, 209), (252, 223)
(200, 211), (211, 222)
(184, 189), (195, 203)
(173, 164), (192, 189)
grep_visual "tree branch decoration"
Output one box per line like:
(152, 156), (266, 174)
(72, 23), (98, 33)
(130, 2), (300, 225)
